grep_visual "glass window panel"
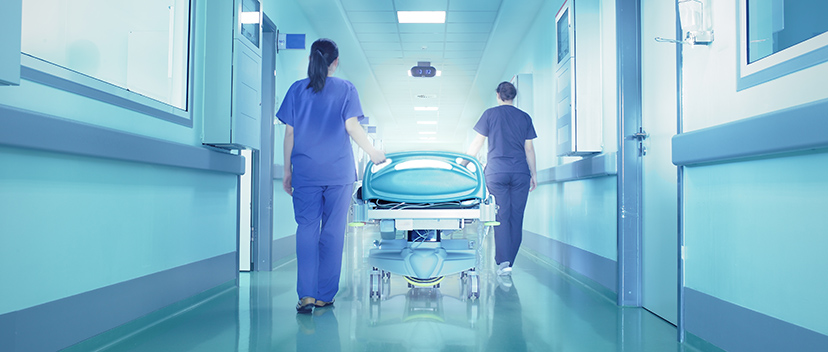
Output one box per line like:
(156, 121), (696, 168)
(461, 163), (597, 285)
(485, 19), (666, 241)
(747, 0), (828, 63)
(20, 0), (191, 110)
(557, 9), (570, 64)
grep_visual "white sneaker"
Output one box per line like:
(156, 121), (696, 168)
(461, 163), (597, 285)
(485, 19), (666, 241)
(496, 261), (511, 276)
(496, 272), (513, 289)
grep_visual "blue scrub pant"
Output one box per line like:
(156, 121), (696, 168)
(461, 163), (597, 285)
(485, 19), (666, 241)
(292, 184), (353, 302)
(485, 172), (531, 267)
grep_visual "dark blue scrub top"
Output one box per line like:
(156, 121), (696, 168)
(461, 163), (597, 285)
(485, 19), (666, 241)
(473, 105), (537, 175)
(276, 77), (364, 186)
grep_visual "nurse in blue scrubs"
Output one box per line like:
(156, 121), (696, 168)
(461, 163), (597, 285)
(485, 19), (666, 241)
(277, 38), (386, 313)
(465, 81), (537, 287)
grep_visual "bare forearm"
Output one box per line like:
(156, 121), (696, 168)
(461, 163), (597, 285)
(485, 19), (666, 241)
(283, 126), (294, 174)
(345, 117), (386, 164)
(525, 140), (537, 177)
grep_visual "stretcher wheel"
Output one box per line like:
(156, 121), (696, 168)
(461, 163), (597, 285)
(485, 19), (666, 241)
(463, 269), (480, 300)
(370, 267), (381, 300)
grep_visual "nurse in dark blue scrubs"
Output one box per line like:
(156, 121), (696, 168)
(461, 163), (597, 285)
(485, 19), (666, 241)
(277, 38), (385, 313)
(466, 81), (537, 286)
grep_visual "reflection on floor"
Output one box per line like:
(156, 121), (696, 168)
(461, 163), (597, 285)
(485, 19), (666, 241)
(65, 224), (712, 351)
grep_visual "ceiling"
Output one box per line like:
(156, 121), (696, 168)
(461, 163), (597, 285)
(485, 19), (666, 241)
(293, 0), (546, 153)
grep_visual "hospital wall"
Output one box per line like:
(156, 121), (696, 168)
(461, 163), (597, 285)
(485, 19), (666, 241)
(263, 0), (320, 266)
(677, 0), (828, 349)
(0, 2), (243, 351)
(498, 0), (620, 296)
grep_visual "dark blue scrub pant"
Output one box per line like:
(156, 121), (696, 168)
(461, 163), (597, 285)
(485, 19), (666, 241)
(486, 172), (531, 267)
(292, 184), (353, 302)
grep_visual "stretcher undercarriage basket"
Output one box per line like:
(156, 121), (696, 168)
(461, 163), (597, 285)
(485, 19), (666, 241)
(351, 151), (497, 300)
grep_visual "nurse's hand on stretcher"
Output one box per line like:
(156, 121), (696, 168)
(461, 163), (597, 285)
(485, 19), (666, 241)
(368, 150), (387, 165)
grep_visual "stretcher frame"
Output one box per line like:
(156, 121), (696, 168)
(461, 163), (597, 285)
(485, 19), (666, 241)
(351, 151), (498, 301)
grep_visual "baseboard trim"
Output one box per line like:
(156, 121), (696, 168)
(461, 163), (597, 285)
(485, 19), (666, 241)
(522, 231), (617, 299)
(0, 252), (237, 352)
(272, 234), (296, 269)
(685, 287), (828, 352)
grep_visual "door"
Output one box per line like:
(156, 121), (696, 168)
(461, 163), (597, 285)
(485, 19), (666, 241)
(240, 149), (254, 271)
(640, 0), (679, 325)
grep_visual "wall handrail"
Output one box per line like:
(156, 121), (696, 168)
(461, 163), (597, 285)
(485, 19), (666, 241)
(672, 98), (828, 166)
(537, 152), (618, 184)
(0, 104), (243, 175)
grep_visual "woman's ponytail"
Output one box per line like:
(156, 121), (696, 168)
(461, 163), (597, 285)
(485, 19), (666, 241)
(306, 39), (339, 93)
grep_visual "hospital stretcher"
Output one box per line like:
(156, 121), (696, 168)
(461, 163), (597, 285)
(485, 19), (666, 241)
(351, 151), (497, 300)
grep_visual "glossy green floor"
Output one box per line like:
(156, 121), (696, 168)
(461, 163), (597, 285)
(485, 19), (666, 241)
(66, 225), (711, 351)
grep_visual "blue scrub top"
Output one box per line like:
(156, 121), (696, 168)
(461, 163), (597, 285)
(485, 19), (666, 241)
(276, 77), (364, 186)
(473, 105), (537, 175)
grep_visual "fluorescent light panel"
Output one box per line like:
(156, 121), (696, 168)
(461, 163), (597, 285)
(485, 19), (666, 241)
(419, 131), (437, 135)
(414, 107), (439, 111)
(417, 121), (437, 125)
(397, 11), (446, 23)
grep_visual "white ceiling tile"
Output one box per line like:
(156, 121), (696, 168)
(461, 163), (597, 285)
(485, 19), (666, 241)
(360, 42), (402, 51)
(447, 11), (497, 23)
(444, 50), (483, 59)
(394, 0), (448, 11)
(446, 23), (492, 33)
(351, 22), (399, 33)
(448, 0), (502, 12)
(402, 51), (444, 60)
(364, 50), (404, 58)
(398, 23), (446, 34)
(341, 0), (394, 11)
(357, 33), (402, 42)
(443, 57), (481, 65)
(400, 42), (445, 51)
(443, 41), (486, 51)
(347, 11), (398, 23)
(444, 33), (488, 42)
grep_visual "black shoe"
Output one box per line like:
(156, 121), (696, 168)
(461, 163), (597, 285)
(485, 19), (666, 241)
(296, 297), (315, 313)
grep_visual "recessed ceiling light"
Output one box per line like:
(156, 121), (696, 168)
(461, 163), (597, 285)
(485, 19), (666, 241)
(414, 107), (439, 111)
(397, 11), (446, 24)
(420, 137), (436, 140)
(417, 121), (437, 125)
(419, 131), (437, 135)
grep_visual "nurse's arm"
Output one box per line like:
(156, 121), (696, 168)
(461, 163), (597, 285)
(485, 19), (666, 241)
(283, 124), (294, 195)
(344, 117), (386, 165)
(525, 139), (537, 191)
(461, 133), (486, 166)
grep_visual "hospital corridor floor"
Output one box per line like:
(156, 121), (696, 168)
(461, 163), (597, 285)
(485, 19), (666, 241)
(65, 226), (711, 352)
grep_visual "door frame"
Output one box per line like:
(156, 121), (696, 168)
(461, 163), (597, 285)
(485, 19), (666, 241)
(251, 14), (277, 271)
(616, 0), (644, 308)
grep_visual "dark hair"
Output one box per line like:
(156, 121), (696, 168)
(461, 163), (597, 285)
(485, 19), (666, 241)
(496, 81), (517, 101)
(307, 39), (339, 93)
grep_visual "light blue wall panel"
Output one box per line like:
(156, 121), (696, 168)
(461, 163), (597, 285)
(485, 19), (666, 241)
(525, 176), (618, 262)
(272, 186), (297, 241)
(266, 0), (321, 245)
(503, 0), (618, 270)
(684, 149), (828, 335)
(0, 146), (237, 316)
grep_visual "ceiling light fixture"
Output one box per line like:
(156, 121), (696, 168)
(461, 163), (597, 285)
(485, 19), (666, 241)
(419, 131), (437, 135)
(417, 121), (437, 125)
(414, 107), (439, 111)
(397, 11), (446, 24)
